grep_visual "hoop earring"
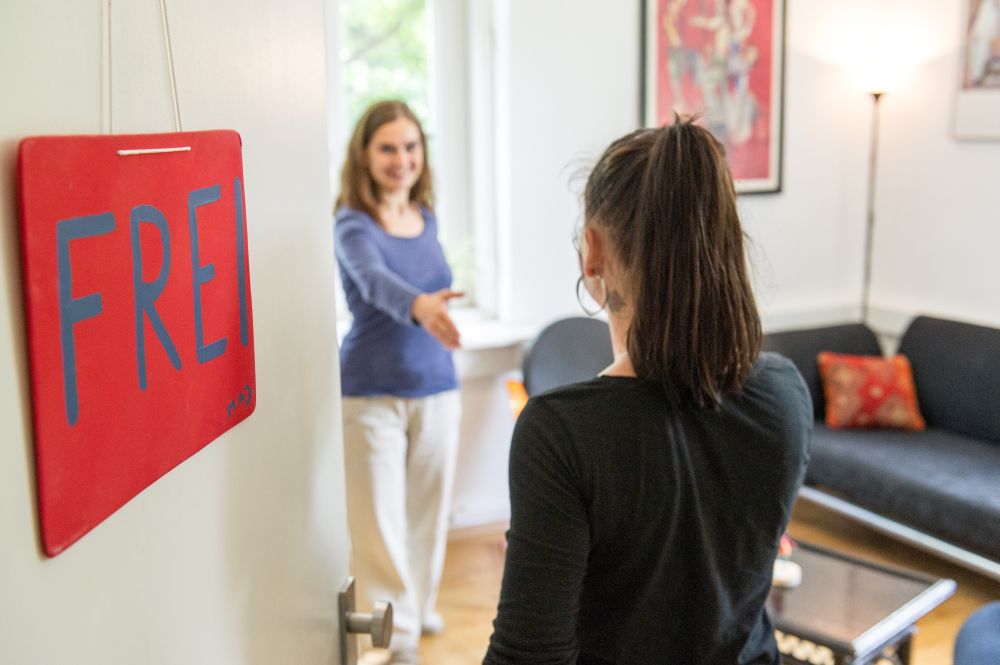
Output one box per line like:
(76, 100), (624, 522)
(576, 274), (608, 317)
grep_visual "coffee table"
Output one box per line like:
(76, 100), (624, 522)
(767, 542), (956, 665)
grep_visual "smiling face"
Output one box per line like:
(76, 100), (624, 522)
(365, 117), (425, 199)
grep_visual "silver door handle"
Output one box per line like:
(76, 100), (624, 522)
(339, 576), (394, 665)
(346, 601), (392, 647)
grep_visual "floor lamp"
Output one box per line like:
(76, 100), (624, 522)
(861, 91), (883, 325)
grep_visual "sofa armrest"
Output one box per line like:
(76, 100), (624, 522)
(763, 323), (882, 419)
(899, 316), (1000, 444)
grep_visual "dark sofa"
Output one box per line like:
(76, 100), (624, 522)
(763, 316), (1000, 581)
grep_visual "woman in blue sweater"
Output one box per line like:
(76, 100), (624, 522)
(334, 100), (461, 665)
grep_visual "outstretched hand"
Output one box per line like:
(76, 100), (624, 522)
(412, 289), (464, 349)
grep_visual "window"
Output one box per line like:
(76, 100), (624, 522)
(327, 0), (501, 316)
(340, 0), (432, 132)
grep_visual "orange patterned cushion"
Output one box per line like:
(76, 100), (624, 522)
(817, 352), (926, 431)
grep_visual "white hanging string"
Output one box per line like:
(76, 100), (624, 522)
(105, 0), (189, 152)
(109, 0), (190, 155)
(159, 0), (183, 132)
(100, 0), (186, 136)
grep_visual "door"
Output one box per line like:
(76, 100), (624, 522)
(0, 0), (355, 662)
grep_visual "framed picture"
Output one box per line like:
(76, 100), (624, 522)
(954, 0), (1000, 140)
(641, 0), (786, 194)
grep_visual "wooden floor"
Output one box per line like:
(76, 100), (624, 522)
(418, 501), (1000, 664)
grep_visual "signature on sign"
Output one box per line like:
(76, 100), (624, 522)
(226, 384), (254, 418)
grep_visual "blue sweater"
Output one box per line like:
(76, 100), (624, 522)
(334, 206), (457, 397)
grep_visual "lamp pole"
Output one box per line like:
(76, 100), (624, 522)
(861, 91), (883, 325)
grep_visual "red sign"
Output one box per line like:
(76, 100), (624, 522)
(17, 131), (256, 556)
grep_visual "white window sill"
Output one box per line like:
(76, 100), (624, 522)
(336, 311), (537, 352)
(335, 312), (534, 381)
(454, 314), (537, 351)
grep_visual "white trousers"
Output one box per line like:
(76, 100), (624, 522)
(342, 391), (461, 653)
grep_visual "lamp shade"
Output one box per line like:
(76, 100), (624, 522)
(845, 60), (909, 95)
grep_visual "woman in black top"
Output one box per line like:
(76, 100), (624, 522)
(484, 119), (812, 664)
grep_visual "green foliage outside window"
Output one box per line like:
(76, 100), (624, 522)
(341, 0), (431, 131)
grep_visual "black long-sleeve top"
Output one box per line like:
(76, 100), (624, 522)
(484, 352), (812, 665)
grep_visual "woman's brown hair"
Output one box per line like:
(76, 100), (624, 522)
(335, 100), (434, 220)
(584, 118), (761, 407)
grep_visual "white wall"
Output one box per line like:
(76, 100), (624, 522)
(498, 0), (877, 332)
(738, 47), (869, 328)
(455, 0), (874, 526)
(0, 1), (349, 663)
(872, 1), (1000, 329)
(501, 0), (641, 326)
(449, 0), (642, 528)
(774, 0), (1000, 334)
(498, 0), (1000, 335)
(454, 0), (1000, 527)
(451, 344), (523, 527)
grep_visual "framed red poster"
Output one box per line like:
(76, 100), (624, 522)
(642, 0), (786, 193)
(954, 0), (1000, 140)
(17, 130), (256, 556)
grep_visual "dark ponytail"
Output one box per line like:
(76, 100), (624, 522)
(584, 119), (761, 407)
